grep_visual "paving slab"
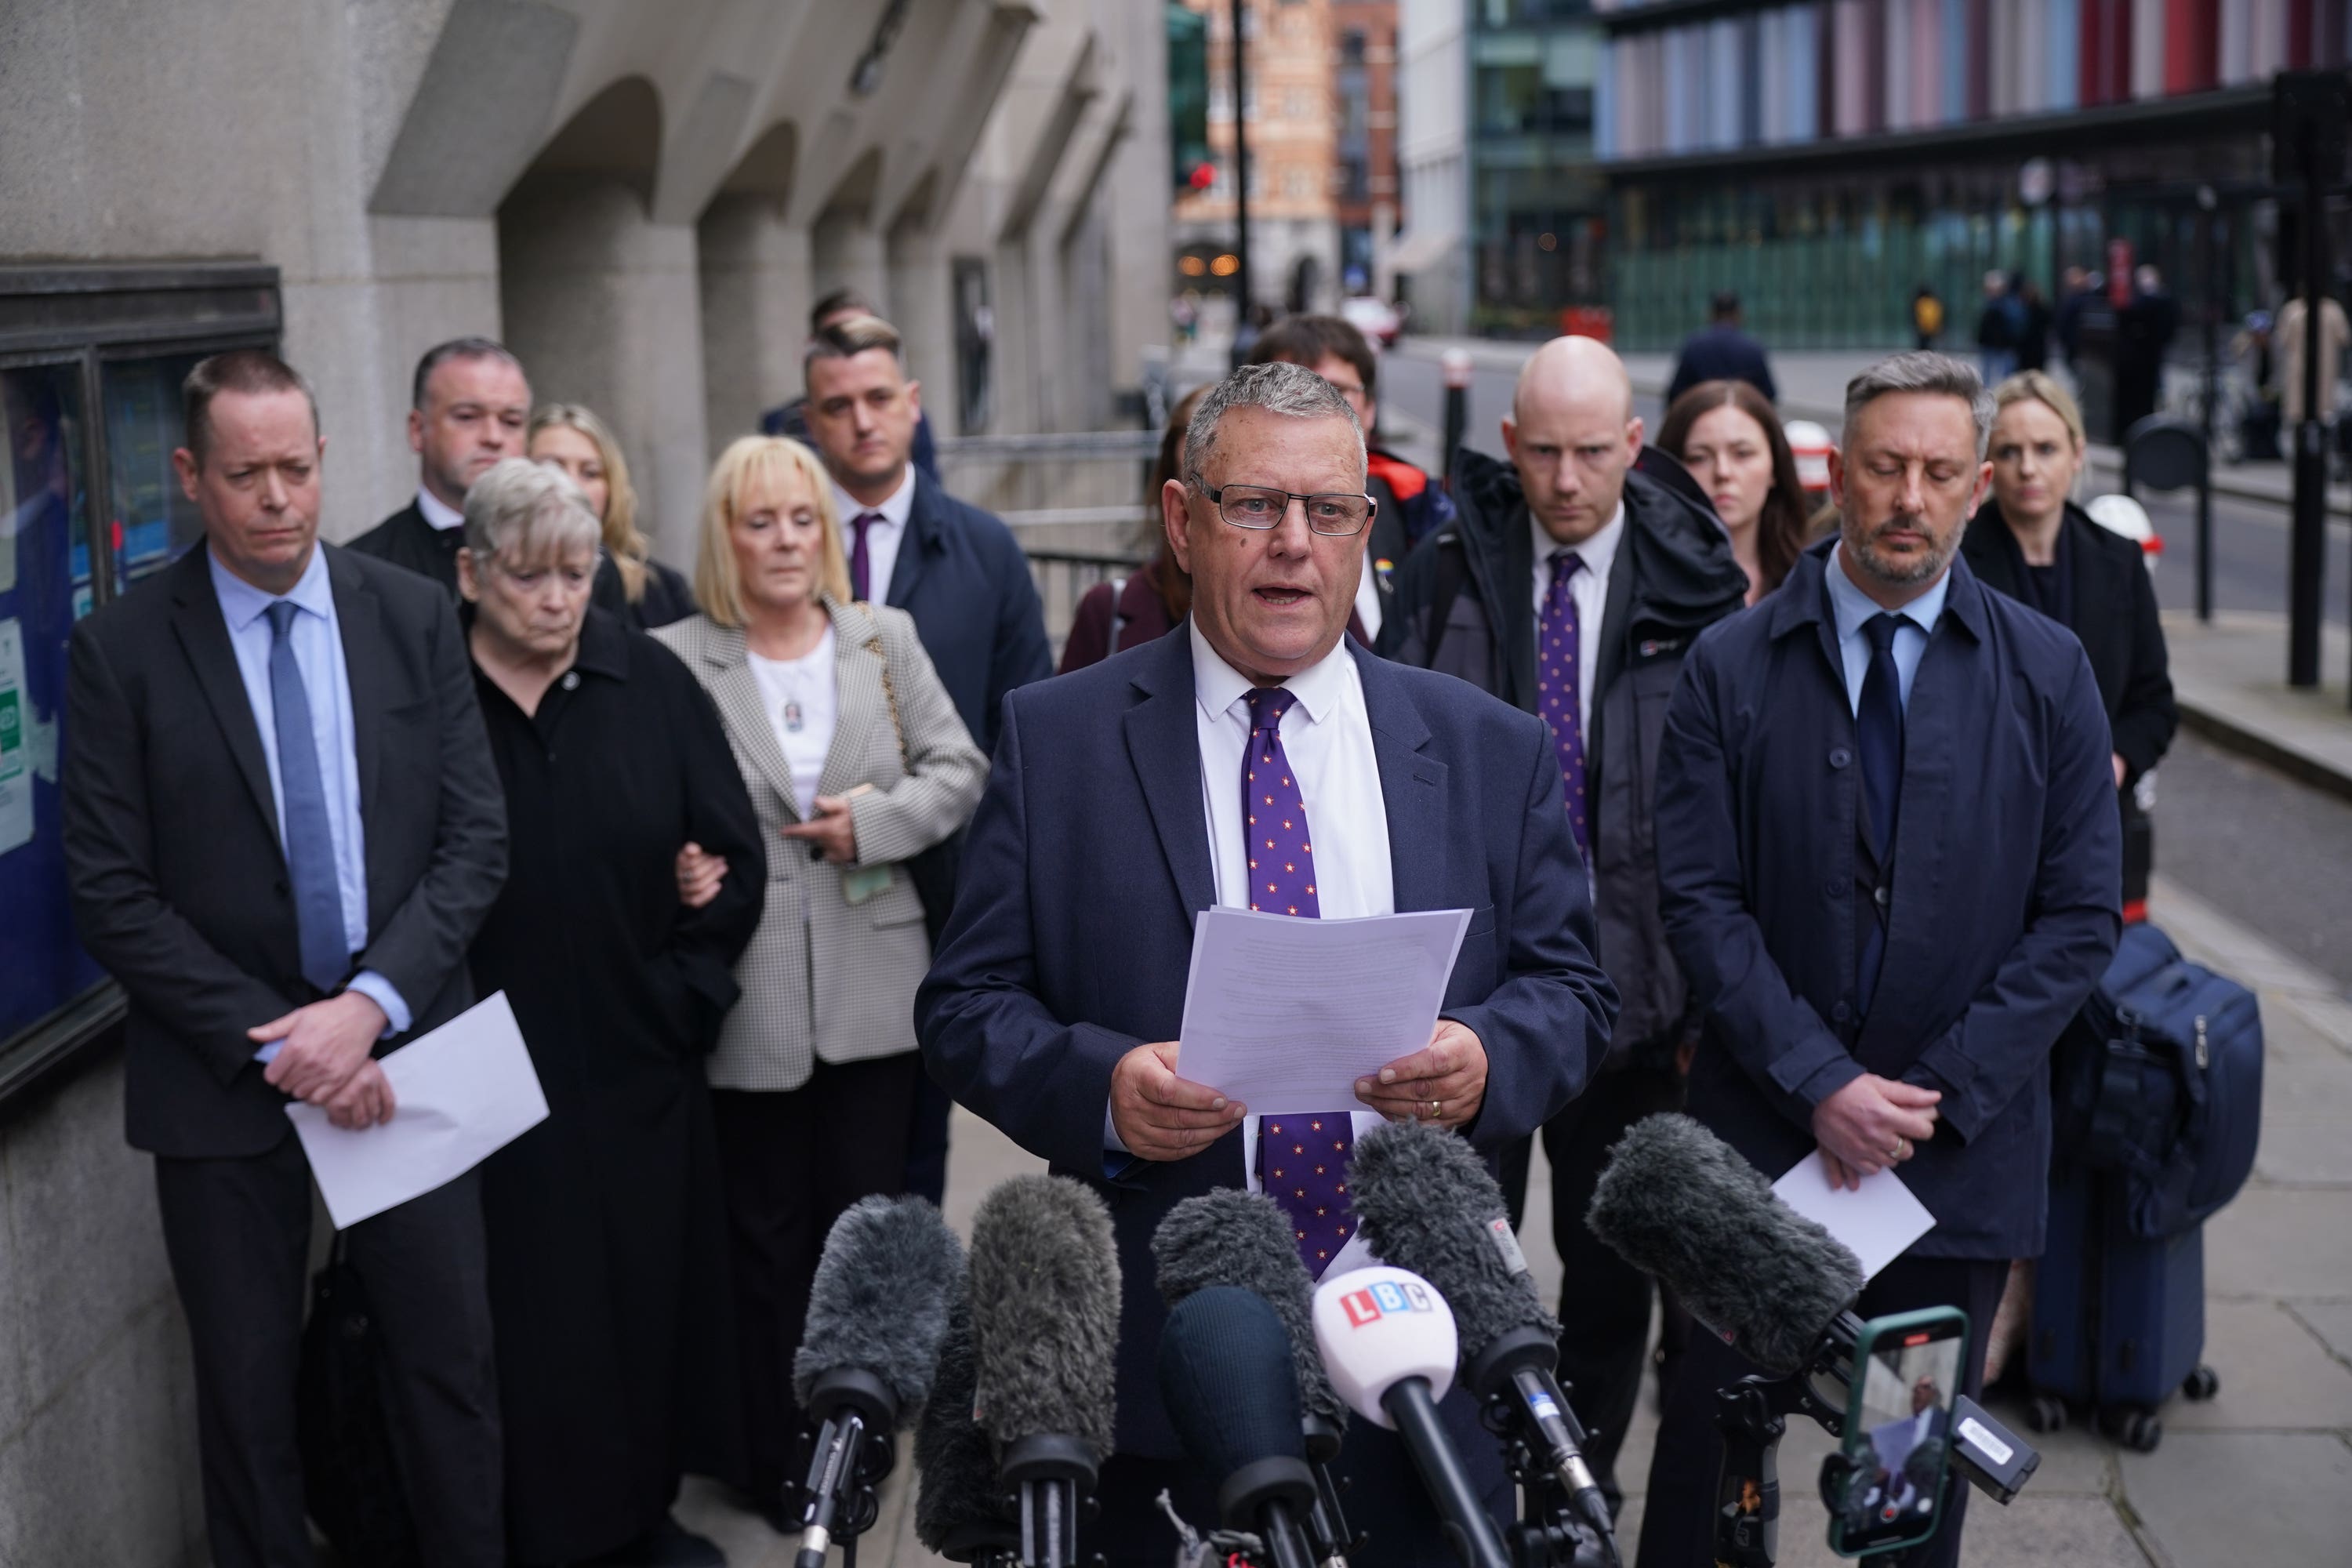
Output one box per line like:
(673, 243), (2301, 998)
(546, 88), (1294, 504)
(2118, 1430), (2352, 1568)
(2285, 1300), (2352, 1370)
(2161, 612), (2352, 801)
(2205, 1186), (2352, 1301)
(2161, 1298), (2352, 1430)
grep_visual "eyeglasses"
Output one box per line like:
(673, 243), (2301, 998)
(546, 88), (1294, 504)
(1189, 479), (1377, 537)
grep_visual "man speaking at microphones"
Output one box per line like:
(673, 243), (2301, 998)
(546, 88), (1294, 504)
(1639, 353), (2121, 1568)
(916, 361), (1616, 1563)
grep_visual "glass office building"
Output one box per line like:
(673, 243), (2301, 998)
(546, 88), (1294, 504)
(1471, 0), (1610, 332)
(1593, 0), (2342, 350)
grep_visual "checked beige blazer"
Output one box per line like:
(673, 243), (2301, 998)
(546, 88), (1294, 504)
(655, 597), (986, 1091)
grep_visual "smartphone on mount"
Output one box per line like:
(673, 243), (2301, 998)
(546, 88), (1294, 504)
(1824, 1307), (1969, 1559)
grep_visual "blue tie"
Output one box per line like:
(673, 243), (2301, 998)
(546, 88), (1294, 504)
(1856, 613), (1906, 1015)
(266, 601), (349, 996)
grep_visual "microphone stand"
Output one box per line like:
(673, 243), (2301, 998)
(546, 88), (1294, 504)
(1466, 1327), (1623, 1568)
(1708, 1316), (1860, 1568)
(788, 1367), (899, 1567)
(1301, 1414), (1362, 1567)
(1000, 1433), (1097, 1568)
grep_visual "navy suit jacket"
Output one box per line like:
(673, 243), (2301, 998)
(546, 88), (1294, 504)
(1654, 542), (2121, 1260)
(880, 469), (1049, 755)
(915, 625), (1617, 1456)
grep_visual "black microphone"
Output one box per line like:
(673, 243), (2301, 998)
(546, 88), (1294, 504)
(1348, 1121), (1617, 1554)
(788, 1195), (966, 1568)
(914, 1290), (1018, 1563)
(1583, 1113), (1865, 1379)
(1154, 1190), (1357, 1564)
(968, 1174), (1120, 1568)
(1160, 1287), (1322, 1568)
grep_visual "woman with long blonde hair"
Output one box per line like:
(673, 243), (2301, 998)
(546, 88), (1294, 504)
(528, 401), (697, 628)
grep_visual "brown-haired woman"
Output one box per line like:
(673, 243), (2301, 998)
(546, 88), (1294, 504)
(528, 401), (698, 629)
(1657, 379), (1812, 602)
(1056, 384), (1206, 672)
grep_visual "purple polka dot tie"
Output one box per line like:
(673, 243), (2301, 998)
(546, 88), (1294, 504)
(1537, 549), (1591, 856)
(1241, 688), (1356, 1276)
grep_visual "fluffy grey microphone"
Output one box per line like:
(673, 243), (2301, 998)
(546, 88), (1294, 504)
(915, 1293), (1015, 1559)
(1585, 1113), (1866, 1377)
(1348, 1118), (1561, 1364)
(967, 1174), (1120, 1463)
(790, 1194), (965, 1422)
(1152, 1189), (1349, 1437)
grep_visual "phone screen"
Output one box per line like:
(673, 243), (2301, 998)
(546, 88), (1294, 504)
(1832, 1309), (1968, 1557)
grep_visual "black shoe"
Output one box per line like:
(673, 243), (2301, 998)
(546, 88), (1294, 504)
(595, 1515), (727, 1567)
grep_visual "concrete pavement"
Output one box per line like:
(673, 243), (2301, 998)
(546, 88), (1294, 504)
(680, 873), (2352, 1568)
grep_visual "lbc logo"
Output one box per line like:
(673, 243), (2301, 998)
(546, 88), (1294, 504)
(1339, 1279), (1436, 1327)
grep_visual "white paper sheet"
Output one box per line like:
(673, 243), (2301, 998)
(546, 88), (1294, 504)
(1772, 1149), (1936, 1281)
(1174, 906), (1472, 1114)
(287, 991), (549, 1229)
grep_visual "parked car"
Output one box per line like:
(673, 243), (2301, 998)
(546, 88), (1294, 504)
(1341, 294), (1401, 347)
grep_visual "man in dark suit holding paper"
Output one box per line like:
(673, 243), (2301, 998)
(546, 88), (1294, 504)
(64, 350), (509, 1568)
(916, 361), (1617, 1562)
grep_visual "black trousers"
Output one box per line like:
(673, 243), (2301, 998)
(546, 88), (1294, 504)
(903, 1066), (955, 1207)
(154, 1132), (503, 1568)
(1497, 1062), (1687, 1510)
(710, 1053), (920, 1504)
(1635, 1252), (2007, 1568)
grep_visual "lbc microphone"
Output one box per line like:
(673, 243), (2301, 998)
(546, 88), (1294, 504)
(967, 1174), (1120, 1568)
(1153, 1190), (1357, 1563)
(789, 1195), (966, 1567)
(1583, 1113), (1865, 1379)
(1312, 1265), (1511, 1568)
(1348, 1120), (1617, 1552)
(913, 1290), (1017, 1563)
(1160, 1286), (1323, 1568)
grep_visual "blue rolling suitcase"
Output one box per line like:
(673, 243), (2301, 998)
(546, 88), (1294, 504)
(2027, 924), (2259, 1451)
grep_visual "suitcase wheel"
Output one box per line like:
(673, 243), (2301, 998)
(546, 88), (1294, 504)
(2182, 1366), (2220, 1402)
(2100, 1407), (2165, 1452)
(2025, 1394), (2068, 1434)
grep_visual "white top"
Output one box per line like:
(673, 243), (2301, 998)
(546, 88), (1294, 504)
(1528, 500), (1625, 742)
(1353, 538), (1383, 643)
(747, 623), (839, 820)
(830, 463), (917, 604)
(1192, 619), (1392, 1279)
(416, 486), (465, 532)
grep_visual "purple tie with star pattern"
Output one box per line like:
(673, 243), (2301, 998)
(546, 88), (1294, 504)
(1537, 549), (1591, 856)
(1242, 687), (1357, 1277)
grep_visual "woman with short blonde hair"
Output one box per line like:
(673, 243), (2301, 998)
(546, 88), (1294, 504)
(652, 433), (985, 1512)
(527, 401), (697, 629)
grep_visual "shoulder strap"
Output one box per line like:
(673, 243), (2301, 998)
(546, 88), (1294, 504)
(854, 601), (912, 773)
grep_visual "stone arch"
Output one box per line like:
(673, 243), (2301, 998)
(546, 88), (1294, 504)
(699, 118), (808, 447)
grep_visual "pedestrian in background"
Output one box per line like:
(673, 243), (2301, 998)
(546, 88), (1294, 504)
(1641, 352), (2122, 1568)
(1381, 336), (1747, 1515)
(1249, 312), (1459, 631)
(457, 458), (764, 1568)
(1975, 270), (2020, 385)
(1658, 378), (1813, 602)
(1965, 372), (2177, 794)
(64, 350), (509, 1568)
(1058, 384), (1203, 673)
(352, 337), (532, 597)
(655, 435), (985, 1530)
(1912, 284), (1944, 350)
(2055, 265), (2098, 371)
(2114, 265), (2177, 435)
(528, 401), (697, 630)
(2274, 287), (2350, 425)
(793, 311), (1050, 1210)
(762, 287), (938, 482)
(1665, 290), (1777, 407)
(2016, 278), (2054, 372)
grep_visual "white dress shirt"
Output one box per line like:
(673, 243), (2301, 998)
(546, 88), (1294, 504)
(1529, 501), (1624, 743)
(830, 464), (917, 604)
(1194, 619), (1392, 1278)
(1353, 540), (1384, 644)
(207, 546), (408, 1051)
(746, 625), (839, 820)
(1822, 544), (1951, 716)
(416, 485), (465, 532)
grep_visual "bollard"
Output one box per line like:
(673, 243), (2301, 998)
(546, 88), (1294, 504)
(1440, 348), (1473, 488)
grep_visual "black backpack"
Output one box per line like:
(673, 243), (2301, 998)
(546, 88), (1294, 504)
(296, 1243), (422, 1568)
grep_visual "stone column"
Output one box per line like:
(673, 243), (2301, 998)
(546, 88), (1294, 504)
(811, 212), (889, 318)
(886, 223), (954, 419)
(499, 177), (710, 569)
(699, 194), (814, 450)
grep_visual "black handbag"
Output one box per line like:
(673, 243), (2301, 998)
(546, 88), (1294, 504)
(296, 1239), (421, 1568)
(861, 607), (960, 943)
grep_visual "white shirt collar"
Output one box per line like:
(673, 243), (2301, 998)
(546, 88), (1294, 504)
(416, 486), (466, 532)
(1530, 499), (1626, 583)
(208, 539), (333, 633)
(1189, 618), (1355, 727)
(832, 463), (918, 532)
(1824, 542), (1951, 641)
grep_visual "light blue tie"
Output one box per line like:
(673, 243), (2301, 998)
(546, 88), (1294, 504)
(266, 601), (348, 995)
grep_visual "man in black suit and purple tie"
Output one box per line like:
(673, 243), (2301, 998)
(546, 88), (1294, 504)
(916, 361), (1617, 1563)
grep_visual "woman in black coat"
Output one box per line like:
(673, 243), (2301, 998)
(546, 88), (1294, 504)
(456, 458), (768, 1567)
(1965, 371), (2178, 793)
